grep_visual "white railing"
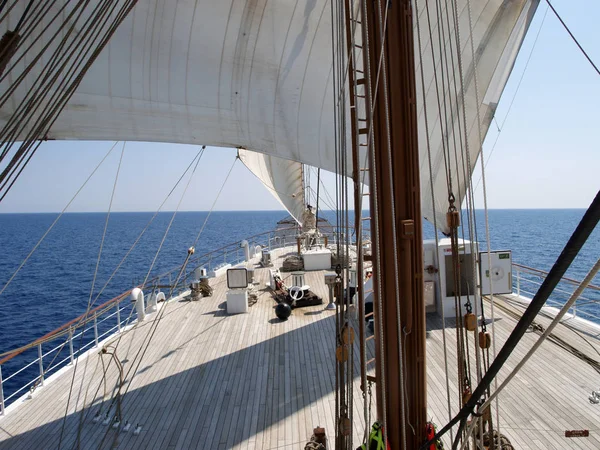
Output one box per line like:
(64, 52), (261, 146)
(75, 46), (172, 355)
(513, 263), (600, 324)
(0, 226), (319, 415)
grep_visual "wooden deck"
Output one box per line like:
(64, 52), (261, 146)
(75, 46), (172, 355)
(1, 247), (600, 449)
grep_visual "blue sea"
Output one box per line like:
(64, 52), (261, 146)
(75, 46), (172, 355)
(0, 209), (598, 404)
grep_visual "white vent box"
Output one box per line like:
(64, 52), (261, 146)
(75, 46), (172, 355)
(227, 289), (248, 314)
(227, 268), (248, 289)
(303, 248), (332, 271)
(479, 251), (512, 296)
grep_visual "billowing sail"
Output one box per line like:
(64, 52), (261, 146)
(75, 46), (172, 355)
(0, 0), (538, 232)
(238, 149), (304, 224)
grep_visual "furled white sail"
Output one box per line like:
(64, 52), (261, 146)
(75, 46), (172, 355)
(238, 149), (305, 224)
(0, 0), (538, 232)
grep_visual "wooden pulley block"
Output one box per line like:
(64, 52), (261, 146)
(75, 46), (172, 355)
(462, 390), (471, 406)
(338, 416), (352, 436)
(336, 346), (349, 362)
(479, 331), (492, 349)
(341, 325), (355, 345)
(481, 405), (492, 423)
(446, 210), (460, 229)
(464, 313), (477, 331)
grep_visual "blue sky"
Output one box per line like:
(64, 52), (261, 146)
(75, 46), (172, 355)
(0, 0), (597, 214)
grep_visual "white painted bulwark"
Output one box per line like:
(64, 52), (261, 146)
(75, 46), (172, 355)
(302, 249), (332, 271)
(227, 289), (248, 314)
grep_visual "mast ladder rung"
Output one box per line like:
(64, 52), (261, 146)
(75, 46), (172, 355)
(365, 311), (374, 318)
(356, 78), (365, 85)
(366, 375), (376, 383)
(359, 168), (369, 171)
(362, 192), (370, 196)
(364, 288), (373, 294)
(354, 44), (363, 50)
(364, 254), (373, 262)
(366, 335), (375, 342)
(367, 357), (375, 364)
(359, 143), (368, 146)
(361, 216), (371, 220)
(358, 128), (368, 135)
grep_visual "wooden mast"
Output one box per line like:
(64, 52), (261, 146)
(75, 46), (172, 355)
(362, 0), (427, 448)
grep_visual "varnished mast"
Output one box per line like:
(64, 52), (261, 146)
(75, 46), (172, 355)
(361, 0), (427, 448)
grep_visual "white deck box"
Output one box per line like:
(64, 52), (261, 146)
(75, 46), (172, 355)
(227, 289), (248, 314)
(303, 249), (332, 271)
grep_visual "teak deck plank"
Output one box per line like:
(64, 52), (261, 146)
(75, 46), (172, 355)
(1, 247), (600, 449)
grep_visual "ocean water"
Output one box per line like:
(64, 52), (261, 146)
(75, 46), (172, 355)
(0, 209), (598, 403)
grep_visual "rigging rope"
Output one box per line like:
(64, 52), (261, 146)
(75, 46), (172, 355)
(414, 0), (454, 441)
(545, 0), (600, 77)
(422, 189), (600, 450)
(0, 141), (119, 299)
(58, 142), (126, 449)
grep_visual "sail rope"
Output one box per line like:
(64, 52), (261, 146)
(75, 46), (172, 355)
(92, 150), (207, 449)
(545, 0), (600, 77)
(0, 0), (139, 202)
(0, 141), (119, 300)
(422, 189), (600, 449)
(473, 4), (549, 192)
(0, 146), (207, 363)
(60, 142), (126, 449)
(94, 154), (238, 448)
(464, 0), (501, 443)
(414, 0), (455, 442)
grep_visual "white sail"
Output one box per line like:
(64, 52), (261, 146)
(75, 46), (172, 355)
(0, 0), (538, 232)
(238, 149), (304, 224)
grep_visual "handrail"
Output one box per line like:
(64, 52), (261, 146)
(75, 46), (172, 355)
(513, 264), (600, 323)
(0, 228), (299, 364)
(0, 225), (354, 411)
(513, 262), (600, 292)
(0, 227), (301, 366)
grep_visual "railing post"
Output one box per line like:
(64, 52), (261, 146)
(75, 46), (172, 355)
(38, 344), (44, 387)
(68, 326), (74, 365)
(0, 365), (5, 415)
(117, 302), (122, 332)
(93, 312), (99, 347)
(516, 268), (520, 297)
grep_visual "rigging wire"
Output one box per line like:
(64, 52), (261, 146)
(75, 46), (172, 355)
(58, 142), (126, 449)
(0, 141), (119, 299)
(473, 5), (549, 191)
(546, 0), (600, 77)
(413, 0), (455, 441)
(93, 150), (206, 449)
(422, 189), (600, 449)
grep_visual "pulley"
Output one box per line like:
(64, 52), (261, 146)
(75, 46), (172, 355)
(336, 346), (349, 362)
(464, 313), (477, 331)
(479, 331), (492, 349)
(341, 325), (355, 345)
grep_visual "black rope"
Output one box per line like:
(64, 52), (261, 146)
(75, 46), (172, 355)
(422, 189), (600, 449)
(546, 0), (600, 77)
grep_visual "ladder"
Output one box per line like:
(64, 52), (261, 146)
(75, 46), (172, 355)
(343, 0), (375, 392)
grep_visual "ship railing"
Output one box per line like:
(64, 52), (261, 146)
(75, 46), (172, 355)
(513, 263), (600, 324)
(0, 224), (361, 414)
(0, 226), (308, 414)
